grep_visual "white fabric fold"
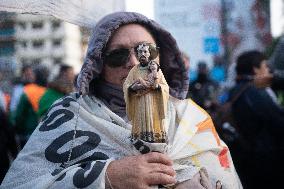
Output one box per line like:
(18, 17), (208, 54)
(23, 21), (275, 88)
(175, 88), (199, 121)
(0, 0), (114, 28)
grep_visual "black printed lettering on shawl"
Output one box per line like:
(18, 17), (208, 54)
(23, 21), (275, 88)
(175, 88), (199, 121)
(40, 94), (110, 187)
(50, 96), (77, 109)
(52, 151), (109, 182)
(39, 96), (77, 132)
(39, 109), (74, 132)
(132, 139), (151, 154)
(45, 130), (102, 163)
(73, 161), (106, 188)
(47, 130), (109, 187)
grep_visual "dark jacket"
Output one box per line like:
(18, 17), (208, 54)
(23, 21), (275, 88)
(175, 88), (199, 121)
(189, 74), (219, 113)
(38, 77), (74, 118)
(0, 109), (18, 183)
(230, 81), (284, 153)
(229, 80), (284, 188)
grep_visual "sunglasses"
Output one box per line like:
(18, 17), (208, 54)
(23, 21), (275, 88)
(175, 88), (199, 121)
(103, 42), (159, 68)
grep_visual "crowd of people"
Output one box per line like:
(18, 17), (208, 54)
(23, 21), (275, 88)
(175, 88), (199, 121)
(0, 11), (283, 189)
(0, 63), (75, 182)
(187, 39), (284, 188)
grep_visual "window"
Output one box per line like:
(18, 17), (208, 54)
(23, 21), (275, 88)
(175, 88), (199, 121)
(52, 39), (62, 47)
(32, 21), (43, 29)
(0, 41), (13, 48)
(21, 58), (29, 64)
(32, 58), (41, 65)
(32, 40), (44, 48)
(20, 41), (27, 48)
(18, 22), (26, 29)
(51, 20), (61, 30)
(0, 47), (14, 56)
(1, 21), (14, 29)
(53, 57), (62, 64)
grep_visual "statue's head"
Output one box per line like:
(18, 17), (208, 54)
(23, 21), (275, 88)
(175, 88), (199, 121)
(137, 43), (151, 65)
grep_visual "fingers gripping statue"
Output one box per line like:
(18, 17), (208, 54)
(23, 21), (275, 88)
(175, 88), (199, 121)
(123, 43), (169, 143)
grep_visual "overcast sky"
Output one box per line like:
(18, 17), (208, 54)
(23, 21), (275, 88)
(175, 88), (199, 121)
(270, 0), (283, 37)
(125, 0), (282, 37)
(125, 0), (154, 19)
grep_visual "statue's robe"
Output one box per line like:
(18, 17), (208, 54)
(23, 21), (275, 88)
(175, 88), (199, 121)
(123, 64), (169, 142)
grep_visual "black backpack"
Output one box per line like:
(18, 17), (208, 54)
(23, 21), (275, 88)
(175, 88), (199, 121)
(213, 83), (251, 148)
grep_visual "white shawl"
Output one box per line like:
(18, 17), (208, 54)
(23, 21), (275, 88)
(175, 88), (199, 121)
(1, 93), (242, 189)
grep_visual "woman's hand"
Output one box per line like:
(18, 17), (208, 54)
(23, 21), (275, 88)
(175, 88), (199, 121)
(106, 152), (176, 189)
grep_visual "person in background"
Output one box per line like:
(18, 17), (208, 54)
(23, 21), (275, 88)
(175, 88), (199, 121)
(0, 108), (18, 184)
(229, 50), (284, 189)
(11, 65), (49, 148)
(189, 61), (220, 115)
(9, 65), (35, 114)
(38, 64), (75, 118)
(181, 51), (190, 73)
(0, 72), (10, 112)
(180, 51), (191, 98)
(268, 35), (284, 105)
(0, 88), (6, 112)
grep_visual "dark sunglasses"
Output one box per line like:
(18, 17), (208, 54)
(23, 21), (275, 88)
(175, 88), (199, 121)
(103, 42), (159, 68)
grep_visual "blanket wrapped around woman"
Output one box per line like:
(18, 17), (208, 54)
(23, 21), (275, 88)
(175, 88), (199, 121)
(1, 93), (242, 189)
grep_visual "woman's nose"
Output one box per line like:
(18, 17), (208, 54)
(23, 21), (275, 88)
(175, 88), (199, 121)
(125, 51), (139, 69)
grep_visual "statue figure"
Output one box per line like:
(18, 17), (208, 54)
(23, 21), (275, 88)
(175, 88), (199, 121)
(123, 42), (169, 143)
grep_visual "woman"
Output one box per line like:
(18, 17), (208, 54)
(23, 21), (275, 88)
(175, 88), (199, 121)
(1, 12), (241, 189)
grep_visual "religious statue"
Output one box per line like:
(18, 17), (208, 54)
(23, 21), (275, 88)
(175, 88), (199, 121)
(123, 42), (169, 143)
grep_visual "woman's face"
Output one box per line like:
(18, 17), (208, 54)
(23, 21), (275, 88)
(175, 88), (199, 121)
(102, 24), (157, 87)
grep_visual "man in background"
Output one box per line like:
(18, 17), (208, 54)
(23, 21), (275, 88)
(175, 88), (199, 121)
(38, 64), (75, 118)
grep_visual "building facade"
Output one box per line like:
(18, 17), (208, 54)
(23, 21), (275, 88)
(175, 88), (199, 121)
(0, 0), (126, 79)
(0, 12), (16, 72)
(15, 14), (82, 74)
(0, 12), (17, 93)
(154, 0), (271, 70)
(154, 0), (222, 69)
